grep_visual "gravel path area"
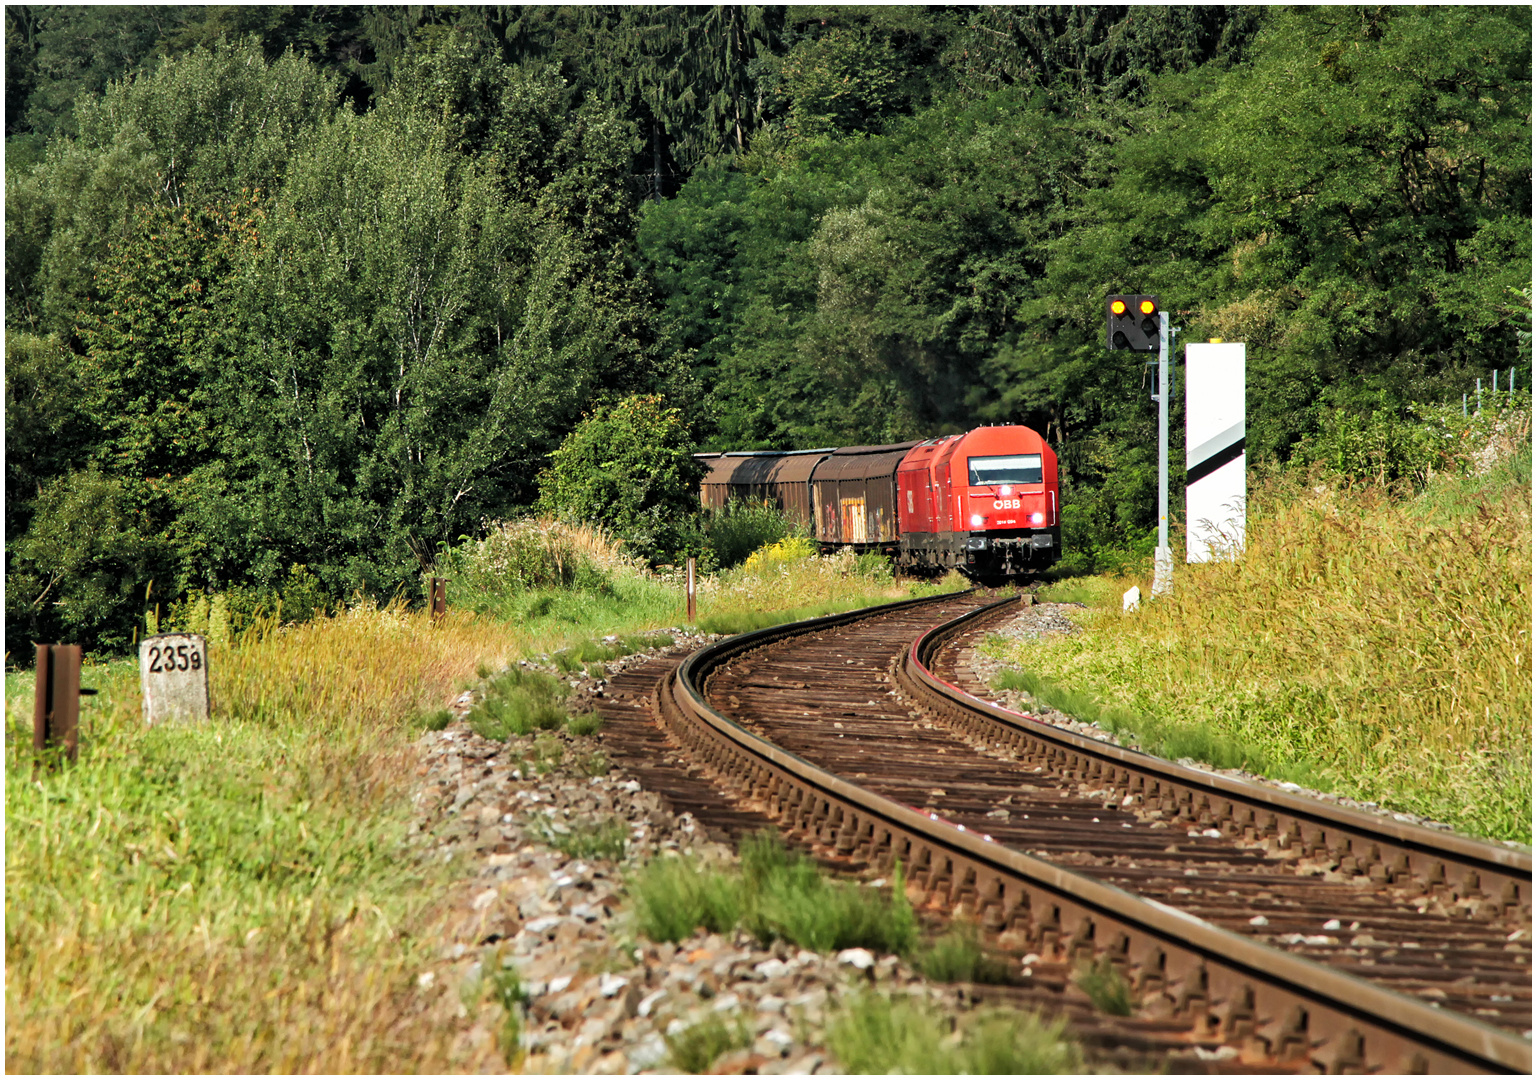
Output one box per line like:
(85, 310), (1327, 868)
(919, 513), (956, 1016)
(409, 633), (983, 1075)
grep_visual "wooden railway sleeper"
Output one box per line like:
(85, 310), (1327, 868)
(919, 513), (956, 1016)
(977, 875), (1007, 933)
(1269, 1004), (1313, 1065)
(844, 816), (872, 860)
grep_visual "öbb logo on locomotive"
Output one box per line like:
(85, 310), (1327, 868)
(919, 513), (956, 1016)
(698, 424), (1060, 582)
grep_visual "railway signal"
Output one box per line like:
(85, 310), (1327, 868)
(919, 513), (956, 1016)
(1107, 293), (1175, 594)
(1106, 294), (1161, 352)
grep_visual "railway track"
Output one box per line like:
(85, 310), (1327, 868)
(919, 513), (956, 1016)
(648, 590), (1531, 1074)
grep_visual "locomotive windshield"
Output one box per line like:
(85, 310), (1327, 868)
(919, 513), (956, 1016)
(968, 454), (1042, 485)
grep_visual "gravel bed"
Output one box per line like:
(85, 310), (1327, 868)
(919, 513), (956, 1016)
(409, 634), (981, 1075)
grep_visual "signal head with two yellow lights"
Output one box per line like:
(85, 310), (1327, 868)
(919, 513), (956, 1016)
(1105, 294), (1160, 352)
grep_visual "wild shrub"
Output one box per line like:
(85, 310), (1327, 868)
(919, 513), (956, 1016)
(628, 855), (742, 942)
(565, 713), (603, 737)
(741, 535), (816, 573)
(529, 815), (628, 861)
(664, 1013), (753, 1073)
(535, 395), (706, 565)
(1074, 958), (1134, 1015)
(627, 833), (917, 955)
(466, 666), (569, 740)
(706, 498), (801, 568)
(913, 920), (1011, 984)
(435, 518), (634, 601)
(852, 550), (893, 579)
(1295, 394), (1532, 492)
(737, 833), (917, 955)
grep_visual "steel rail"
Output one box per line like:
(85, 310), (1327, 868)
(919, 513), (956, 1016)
(657, 592), (1532, 1074)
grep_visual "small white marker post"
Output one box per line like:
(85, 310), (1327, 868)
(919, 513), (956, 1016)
(140, 632), (210, 725)
(686, 557), (697, 624)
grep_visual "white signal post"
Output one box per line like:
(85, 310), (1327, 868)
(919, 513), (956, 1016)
(1185, 342), (1247, 562)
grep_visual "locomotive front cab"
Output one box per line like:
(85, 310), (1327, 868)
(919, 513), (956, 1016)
(955, 428), (1060, 577)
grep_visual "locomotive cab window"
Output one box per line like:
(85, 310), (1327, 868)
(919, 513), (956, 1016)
(968, 454), (1043, 486)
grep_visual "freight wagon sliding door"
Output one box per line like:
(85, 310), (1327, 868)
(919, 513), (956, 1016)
(840, 498), (868, 543)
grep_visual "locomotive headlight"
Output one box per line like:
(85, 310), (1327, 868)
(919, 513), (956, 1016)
(970, 513), (984, 528)
(1031, 512), (1045, 524)
(1000, 485), (1012, 497)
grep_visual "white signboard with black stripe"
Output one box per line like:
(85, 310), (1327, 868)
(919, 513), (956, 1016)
(1185, 342), (1246, 562)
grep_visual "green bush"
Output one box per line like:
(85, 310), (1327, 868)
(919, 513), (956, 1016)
(738, 834), (917, 955)
(436, 519), (618, 597)
(1295, 394), (1531, 492)
(5, 467), (165, 655)
(530, 815), (628, 861)
(535, 395), (707, 565)
(551, 633), (665, 672)
(706, 498), (802, 568)
(1074, 957), (1133, 1015)
(913, 920), (1010, 984)
(1295, 402), (1446, 489)
(852, 549), (893, 580)
(565, 713), (603, 737)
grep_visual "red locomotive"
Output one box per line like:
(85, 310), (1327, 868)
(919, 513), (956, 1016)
(697, 425), (1060, 579)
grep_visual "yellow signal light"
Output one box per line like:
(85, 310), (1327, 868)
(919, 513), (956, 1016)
(1110, 299), (1128, 316)
(1139, 299), (1157, 315)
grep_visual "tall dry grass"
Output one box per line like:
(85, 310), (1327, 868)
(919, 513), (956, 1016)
(1005, 451), (1531, 841)
(5, 603), (529, 1073)
(7, 541), (931, 1072)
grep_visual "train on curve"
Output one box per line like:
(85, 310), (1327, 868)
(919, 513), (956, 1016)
(698, 425), (1060, 580)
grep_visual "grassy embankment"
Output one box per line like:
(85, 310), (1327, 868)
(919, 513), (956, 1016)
(985, 422), (1531, 843)
(5, 524), (947, 1072)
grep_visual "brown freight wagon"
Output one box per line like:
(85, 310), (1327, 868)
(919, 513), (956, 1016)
(808, 443), (920, 550)
(696, 449), (831, 531)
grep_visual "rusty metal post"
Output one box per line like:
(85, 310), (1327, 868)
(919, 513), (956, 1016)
(33, 643), (83, 764)
(686, 557), (696, 624)
(430, 577), (447, 620)
(32, 643), (51, 759)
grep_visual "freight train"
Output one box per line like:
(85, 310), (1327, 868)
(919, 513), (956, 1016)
(697, 425), (1060, 580)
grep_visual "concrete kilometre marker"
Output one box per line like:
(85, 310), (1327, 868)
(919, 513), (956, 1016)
(140, 632), (210, 725)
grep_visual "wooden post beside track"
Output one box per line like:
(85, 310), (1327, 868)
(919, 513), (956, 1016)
(33, 643), (86, 766)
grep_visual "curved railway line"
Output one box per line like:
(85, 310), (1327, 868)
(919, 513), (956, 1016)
(596, 590), (1530, 1073)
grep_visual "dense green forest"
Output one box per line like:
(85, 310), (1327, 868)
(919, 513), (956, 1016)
(6, 5), (1531, 655)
